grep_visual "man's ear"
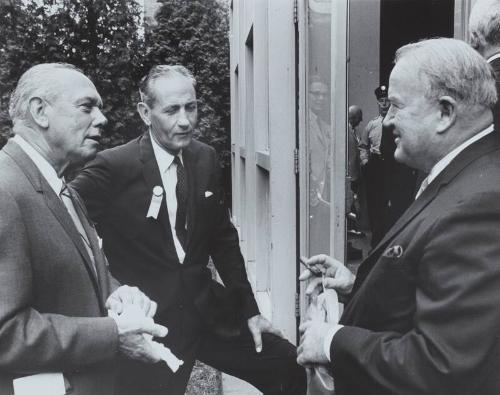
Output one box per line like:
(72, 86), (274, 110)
(137, 102), (151, 127)
(437, 96), (457, 134)
(28, 97), (49, 128)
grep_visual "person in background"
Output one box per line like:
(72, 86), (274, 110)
(359, 85), (389, 247)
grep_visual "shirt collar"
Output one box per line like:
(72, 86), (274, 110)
(149, 132), (183, 173)
(12, 134), (64, 195)
(487, 52), (500, 63)
(426, 124), (494, 185)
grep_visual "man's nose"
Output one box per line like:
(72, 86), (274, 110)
(93, 108), (108, 127)
(177, 108), (190, 129)
(382, 108), (394, 128)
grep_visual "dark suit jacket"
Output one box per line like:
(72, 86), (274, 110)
(490, 57), (500, 131)
(72, 134), (259, 339)
(331, 132), (500, 395)
(0, 140), (119, 395)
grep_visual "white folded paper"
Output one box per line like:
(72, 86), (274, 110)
(13, 373), (66, 395)
(108, 309), (183, 373)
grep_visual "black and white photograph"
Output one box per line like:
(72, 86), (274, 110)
(1, 0), (500, 394)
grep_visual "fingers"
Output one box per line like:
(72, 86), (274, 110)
(298, 268), (314, 281)
(106, 297), (123, 314)
(141, 319), (169, 338)
(322, 277), (346, 290)
(305, 277), (323, 295)
(250, 326), (263, 353)
(147, 300), (158, 318)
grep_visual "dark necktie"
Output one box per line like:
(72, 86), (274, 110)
(174, 155), (188, 249)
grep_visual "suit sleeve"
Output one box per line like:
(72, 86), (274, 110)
(206, 148), (260, 319)
(330, 192), (500, 394)
(0, 189), (118, 374)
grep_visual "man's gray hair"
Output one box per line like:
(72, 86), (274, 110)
(395, 38), (497, 110)
(9, 63), (82, 123)
(139, 65), (196, 107)
(469, 0), (500, 54)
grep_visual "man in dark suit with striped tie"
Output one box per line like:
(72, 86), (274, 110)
(72, 65), (306, 395)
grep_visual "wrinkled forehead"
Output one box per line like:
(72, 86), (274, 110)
(388, 60), (424, 97)
(149, 75), (197, 105)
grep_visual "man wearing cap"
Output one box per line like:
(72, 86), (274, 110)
(72, 65), (306, 395)
(469, 0), (500, 130)
(298, 38), (500, 395)
(359, 85), (389, 247)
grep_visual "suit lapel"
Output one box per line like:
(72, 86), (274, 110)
(353, 132), (500, 292)
(3, 140), (104, 305)
(69, 187), (108, 312)
(139, 134), (175, 243)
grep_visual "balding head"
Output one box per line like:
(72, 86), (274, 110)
(9, 63), (83, 124)
(348, 105), (363, 128)
(469, 0), (500, 57)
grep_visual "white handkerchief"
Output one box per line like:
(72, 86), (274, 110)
(205, 191), (213, 198)
(13, 373), (66, 395)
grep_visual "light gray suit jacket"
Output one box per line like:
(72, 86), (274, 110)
(0, 139), (119, 395)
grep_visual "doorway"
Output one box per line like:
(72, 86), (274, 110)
(345, 0), (455, 269)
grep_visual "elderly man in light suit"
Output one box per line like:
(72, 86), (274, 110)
(298, 38), (500, 394)
(0, 63), (167, 395)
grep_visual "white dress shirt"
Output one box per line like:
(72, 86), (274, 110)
(150, 132), (186, 263)
(415, 124), (494, 199)
(12, 134), (63, 195)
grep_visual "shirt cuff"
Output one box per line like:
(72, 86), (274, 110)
(323, 324), (343, 362)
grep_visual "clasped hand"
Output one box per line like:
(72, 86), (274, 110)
(106, 285), (168, 363)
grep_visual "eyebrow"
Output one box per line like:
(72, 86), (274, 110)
(76, 96), (103, 108)
(163, 100), (198, 108)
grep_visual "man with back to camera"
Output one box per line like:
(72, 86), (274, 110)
(469, 0), (500, 130)
(72, 65), (306, 395)
(297, 38), (500, 394)
(0, 63), (167, 395)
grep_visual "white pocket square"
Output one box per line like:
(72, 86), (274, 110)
(205, 191), (213, 198)
(382, 245), (404, 258)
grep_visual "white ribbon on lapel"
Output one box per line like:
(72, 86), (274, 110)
(146, 185), (164, 219)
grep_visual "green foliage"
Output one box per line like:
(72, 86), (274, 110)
(0, 0), (232, 170)
(0, 0), (146, 149)
(146, 0), (231, 168)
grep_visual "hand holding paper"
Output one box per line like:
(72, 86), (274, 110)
(109, 305), (183, 371)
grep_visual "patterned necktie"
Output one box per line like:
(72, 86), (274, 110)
(174, 155), (188, 249)
(60, 183), (96, 274)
